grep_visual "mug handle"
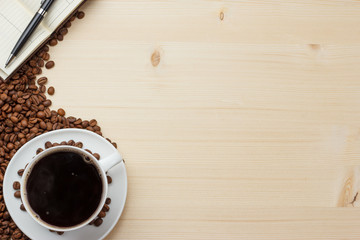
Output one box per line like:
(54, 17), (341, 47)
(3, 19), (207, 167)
(98, 151), (123, 172)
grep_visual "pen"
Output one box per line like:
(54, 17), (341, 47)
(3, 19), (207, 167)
(5, 0), (56, 68)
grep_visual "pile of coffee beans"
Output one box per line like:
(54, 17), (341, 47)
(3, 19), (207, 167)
(0, 9), (118, 239)
(89, 196), (111, 227)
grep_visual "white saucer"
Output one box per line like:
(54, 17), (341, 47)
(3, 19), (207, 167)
(3, 129), (127, 240)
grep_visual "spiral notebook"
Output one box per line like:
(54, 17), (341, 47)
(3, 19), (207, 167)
(0, 0), (85, 81)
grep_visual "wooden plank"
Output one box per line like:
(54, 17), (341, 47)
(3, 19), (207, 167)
(41, 0), (360, 239)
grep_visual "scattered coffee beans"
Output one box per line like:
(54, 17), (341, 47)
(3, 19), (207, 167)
(0, 9), (119, 239)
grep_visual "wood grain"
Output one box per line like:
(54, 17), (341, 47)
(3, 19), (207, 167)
(42, 0), (360, 239)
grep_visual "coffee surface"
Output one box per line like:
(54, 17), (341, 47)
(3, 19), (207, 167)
(26, 151), (102, 227)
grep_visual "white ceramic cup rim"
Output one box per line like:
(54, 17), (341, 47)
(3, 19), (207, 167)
(20, 145), (120, 232)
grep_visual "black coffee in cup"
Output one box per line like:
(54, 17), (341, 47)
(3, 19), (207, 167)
(26, 151), (102, 227)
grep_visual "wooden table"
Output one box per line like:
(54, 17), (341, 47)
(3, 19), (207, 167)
(44, 1), (360, 239)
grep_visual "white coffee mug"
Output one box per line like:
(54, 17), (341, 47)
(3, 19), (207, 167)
(20, 145), (122, 232)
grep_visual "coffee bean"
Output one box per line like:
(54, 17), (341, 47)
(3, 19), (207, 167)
(17, 169), (24, 176)
(0, 94), (7, 101)
(57, 108), (65, 116)
(45, 141), (52, 149)
(81, 120), (89, 127)
(57, 34), (64, 41)
(40, 85), (46, 93)
(37, 59), (44, 67)
(14, 191), (21, 198)
(94, 218), (103, 227)
(85, 149), (92, 154)
(10, 116), (18, 123)
(102, 204), (110, 212)
(49, 38), (58, 46)
(107, 176), (112, 184)
(32, 67), (41, 75)
(0, 203), (5, 212)
(48, 86), (55, 95)
(93, 153), (100, 160)
(30, 127), (39, 134)
(59, 28), (68, 36)
(75, 141), (83, 148)
(13, 181), (20, 190)
(45, 61), (55, 69)
(105, 197), (111, 205)
(37, 77), (48, 85)
(43, 99), (52, 107)
(37, 51), (45, 59)
(74, 118), (82, 125)
(20, 138), (26, 145)
(36, 148), (43, 154)
(12, 231), (22, 239)
(42, 45), (49, 52)
(20, 204), (26, 211)
(37, 111), (45, 119)
(39, 121), (46, 130)
(57, 231), (64, 235)
(77, 11), (85, 19)
(14, 105), (22, 112)
(98, 211), (106, 218)
(29, 60), (37, 67)
(43, 52), (50, 61)
(9, 221), (17, 229)
(89, 219), (96, 225)
(65, 21), (72, 28)
(46, 122), (52, 131)
(7, 143), (14, 150)
(20, 119), (28, 127)
(89, 119), (97, 127)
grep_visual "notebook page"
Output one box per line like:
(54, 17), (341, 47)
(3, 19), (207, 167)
(0, 0), (50, 77)
(19, 0), (83, 32)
